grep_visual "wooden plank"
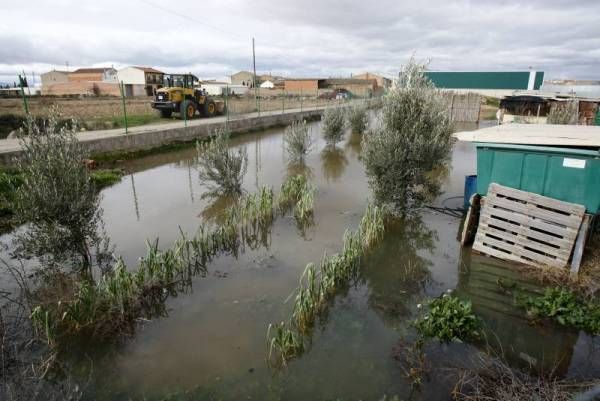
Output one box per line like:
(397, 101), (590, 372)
(489, 183), (586, 216)
(475, 234), (566, 268)
(478, 226), (570, 259)
(480, 207), (578, 240)
(487, 195), (581, 229)
(570, 214), (592, 275)
(479, 216), (573, 248)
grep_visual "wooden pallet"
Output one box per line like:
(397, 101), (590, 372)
(473, 183), (585, 268)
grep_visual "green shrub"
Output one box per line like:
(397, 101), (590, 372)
(362, 59), (453, 215)
(522, 287), (600, 334)
(347, 105), (368, 133)
(322, 107), (346, 145)
(414, 293), (481, 342)
(283, 120), (313, 162)
(196, 130), (248, 198)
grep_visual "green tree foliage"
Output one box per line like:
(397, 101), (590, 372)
(283, 120), (313, 163)
(322, 107), (346, 146)
(347, 104), (369, 133)
(14, 113), (112, 277)
(196, 130), (248, 198)
(362, 59), (453, 214)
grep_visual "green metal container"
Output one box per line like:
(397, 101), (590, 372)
(476, 143), (600, 213)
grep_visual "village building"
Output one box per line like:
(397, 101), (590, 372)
(40, 70), (69, 86)
(117, 66), (165, 96)
(231, 70), (257, 87)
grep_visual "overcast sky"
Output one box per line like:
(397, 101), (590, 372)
(1, 0), (599, 85)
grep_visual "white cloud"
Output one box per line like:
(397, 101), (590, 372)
(1, 0), (599, 83)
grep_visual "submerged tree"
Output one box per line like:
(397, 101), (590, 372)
(547, 101), (578, 125)
(347, 104), (369, 133)
(283, 120), (313, 163)
(321, 107), (346, 146)
(197, 129), (248, 198)
(362, 59), (453, 215)
(14, 112), (112, 277)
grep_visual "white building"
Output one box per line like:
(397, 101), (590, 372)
(117, 66), (165, 96)
(200, 81), (249, 96)
(260, 80), (275, 89)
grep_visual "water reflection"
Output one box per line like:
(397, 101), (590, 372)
(360, 217), (437, 325)
(129, 174), (140, 221)
(320, 146), (348, 182)
(456, 250), (578, 376)
(345, 132), (363, 158)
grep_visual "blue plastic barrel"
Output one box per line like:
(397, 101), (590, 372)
(463, 175), (478, 210)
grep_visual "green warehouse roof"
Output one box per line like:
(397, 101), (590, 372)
(425, 71), (544, 90)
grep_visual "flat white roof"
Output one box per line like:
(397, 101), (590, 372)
(453, 123), (600, 147)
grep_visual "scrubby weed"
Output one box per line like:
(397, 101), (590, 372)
(196, 129), (248, 198)
(283, 120), (313, 162)
(547, 101), (578, 125)
(521, 287), (600, 335)
(347, 104), (369, 133)
(266, 202), (386, 366)
(322, 107), (346, 146)
(414, 292), (481, 343)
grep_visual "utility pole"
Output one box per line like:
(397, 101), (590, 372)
(252, 37), (259, 116)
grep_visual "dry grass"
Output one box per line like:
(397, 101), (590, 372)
(452, 354), (599, 401)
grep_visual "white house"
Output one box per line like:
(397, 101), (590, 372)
(260, 80), (275, 89)
(200, 81), (249, 96)
(117, 66), (164, 96)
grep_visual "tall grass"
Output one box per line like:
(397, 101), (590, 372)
(277, 174), (316, 228)
(31, 175), (316, 345)
(266, 202), (386, 367)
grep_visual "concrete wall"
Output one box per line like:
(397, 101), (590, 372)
(284, 80), (319, 92)
(117, 67), (146, 85)
(41, 71), (69, 86)
(0, 109), (324, 165)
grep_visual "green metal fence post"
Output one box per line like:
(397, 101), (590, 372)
(18, 75), (29, 115)
(119, 81), (128, 134)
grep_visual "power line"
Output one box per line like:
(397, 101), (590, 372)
(137, 0), (247, 41)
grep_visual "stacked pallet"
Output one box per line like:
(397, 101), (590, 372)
(473, 183), (585, 268)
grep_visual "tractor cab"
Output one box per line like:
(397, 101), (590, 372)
(164, 74), (199, 89)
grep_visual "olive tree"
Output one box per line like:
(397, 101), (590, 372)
(321, 107), (346, 146)
(362, 59), (453, 215)
(283, 120), (313, 163)
(197, 129), (248, 198)
(347, 104), (369, 133)
(14, 113), (112, 277)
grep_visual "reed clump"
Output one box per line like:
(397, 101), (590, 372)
(277, 174), (316, 228)
(266, 203), (386, 367)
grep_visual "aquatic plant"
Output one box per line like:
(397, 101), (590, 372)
(293, 186), (315, 227)
(266, 202), (386, 365)
(347, 104), (369, 133)
(266, 322), (304, 367)
(197, 129), (248, 198)
(322, 107), (346, 146)
(276, 174), (315, 228)
(14, 110), (113, 277)
(547, 101), (578, 125)
(521, 287), (600, 335)
(283, 120), (313, 162)
(362, 58), (453, 215)
(414, 292), (481, 343)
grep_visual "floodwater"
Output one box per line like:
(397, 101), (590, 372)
(64, 119), (600, 399)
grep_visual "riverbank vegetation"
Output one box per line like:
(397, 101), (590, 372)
(363, 59), (453, 215)
(266, 202), (385, 367)
(347, 104), (369, 133)
(283, 120), (313, 163)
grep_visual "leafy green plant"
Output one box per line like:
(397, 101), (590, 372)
(521, 287), (600, 335)
(266, 321), (304, 367)
(283, 120), (313, 162)
(197, 129), (248, 198)
(322, 107), (346, 146)
(347, 104), (369, 133)
(414, 293), (481, 342)
(363, 58), (453, 215)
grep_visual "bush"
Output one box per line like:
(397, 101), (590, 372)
(547, 101), (578, 125)
(347, 104), (369, 133)
(414, 293), (481, 342)
(14, 112), (113, 276)
(283, 120), (313, 162)
(322, 107), (346, 145)
(196, 130), (248, 198)
(362, 59), (453, 215)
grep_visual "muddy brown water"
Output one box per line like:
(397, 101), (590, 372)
(16, 119), (600, 399)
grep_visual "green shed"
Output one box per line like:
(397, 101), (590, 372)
(454, 124), (600, 214)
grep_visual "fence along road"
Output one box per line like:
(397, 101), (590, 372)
(0, 99), (379, 166)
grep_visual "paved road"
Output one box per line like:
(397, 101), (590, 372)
(0, 104), (326, 155)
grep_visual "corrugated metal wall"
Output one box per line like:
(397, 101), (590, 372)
(425, 71), (544, 90)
